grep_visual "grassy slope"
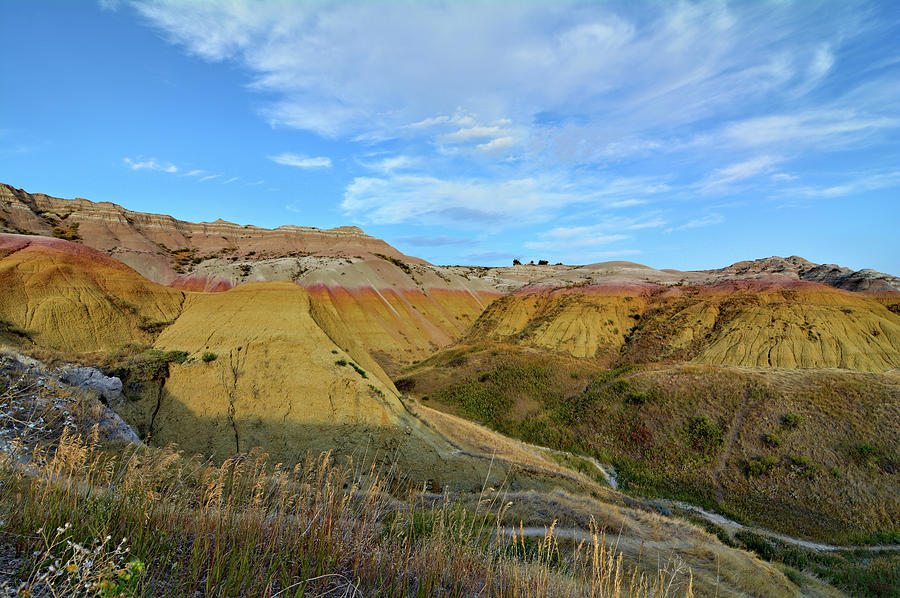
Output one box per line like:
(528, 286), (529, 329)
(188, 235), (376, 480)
(399, 343), (900, 594)
(401, 344), (899, 542)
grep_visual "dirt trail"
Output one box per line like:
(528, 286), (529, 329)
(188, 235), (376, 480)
(502, 519), (900, 553)
(712, 388), (752, 502)
(533, 444), (900, 554)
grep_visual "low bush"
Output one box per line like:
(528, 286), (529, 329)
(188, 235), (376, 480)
(746, 456), (777, 478)
(686, 416), (724, 456)
(201, 351), (218, 363)
(761, 432), (781, 448)
(781, 413), (803, 429)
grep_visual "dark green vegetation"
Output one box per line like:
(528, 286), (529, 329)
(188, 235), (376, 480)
(103, 347), (190, 381)
(373, 252), (412, 275)
(400, 344), (900, 545)
(690, 515), (900, 598)
(0, 319), (33, 344)
(335, 358), (368, 378)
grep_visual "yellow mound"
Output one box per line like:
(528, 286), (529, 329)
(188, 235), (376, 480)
(466, 283), (900, 372)
(0, 234), (184, 353)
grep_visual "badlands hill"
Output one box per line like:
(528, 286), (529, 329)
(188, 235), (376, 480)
(1, 183), (498, 367)
(2, 183), (899, 594)
(465, 279), (900, 371)
(0, 233), (576, 492)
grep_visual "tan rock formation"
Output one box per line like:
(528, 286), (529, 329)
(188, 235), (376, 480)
(466, 279), (900, 371)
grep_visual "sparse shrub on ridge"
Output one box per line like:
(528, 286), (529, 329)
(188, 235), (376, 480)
(746, 456), (777, 478)
(781, 413), (803, 429)
(761, 432), (781, 448)
(201, 351), (218, 363)
(686, 416), (724, 456)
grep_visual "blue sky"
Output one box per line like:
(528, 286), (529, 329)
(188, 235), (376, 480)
(2, 1), (898, 272)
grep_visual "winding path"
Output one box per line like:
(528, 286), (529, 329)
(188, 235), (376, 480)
(528, 442), (900, 553)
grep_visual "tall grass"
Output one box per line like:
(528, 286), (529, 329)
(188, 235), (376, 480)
(0, 425), (692, 597)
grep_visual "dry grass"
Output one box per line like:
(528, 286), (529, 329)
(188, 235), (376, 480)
(0, 418), (693, 597)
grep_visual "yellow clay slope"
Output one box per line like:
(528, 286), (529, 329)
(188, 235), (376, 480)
(466, 282), (900, 371)
(0, 234), (184, 353)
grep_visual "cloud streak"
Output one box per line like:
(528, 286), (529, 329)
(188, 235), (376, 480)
(269, 153), (332, 169)
(123, 157), (177, 173)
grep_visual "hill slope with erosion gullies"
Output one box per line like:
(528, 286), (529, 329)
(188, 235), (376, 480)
(464, 279), (900, 372)
(0, 231), (829, 596)
(0, 183), (499, 367)
(398, 344), (900, 545)
(0, 232), (571, 492)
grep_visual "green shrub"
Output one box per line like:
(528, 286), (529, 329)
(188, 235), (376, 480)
(747, 456), (777, 477)
(106, 349), (189, 380)
(0, 319), (32, 340)
(624, 390), (658, 406)
(781, 413), (803, 429)
(137, 320), (174, 334)
(335, 359), (348, 367)
(762, 432), (782, 448)
(686, 416), (724, 456)
(349, 362), (367, 379)
(201, 351), (218, 363)
(784, 567), (805, 587)
(735, 530), (776, 561)
(789, 455), (811, 467)
(849, 443), (878, 460)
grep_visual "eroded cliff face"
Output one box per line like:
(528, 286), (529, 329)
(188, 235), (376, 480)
(466, 279), (900, 371)
(0, 184), (500, 366)
(0, 183), (407, 285)
(0, 234), (185, 353)
(0, 233), (575, 491)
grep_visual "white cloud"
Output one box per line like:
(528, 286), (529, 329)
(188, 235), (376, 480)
(222, 177), (239, 184)
(359, 155), (418, 174)
(199, 174), (221, 182)
(771, 173), (798, 182)
(132, 0), (883, 147)
(721, 111), (898, 149)
(702, 155), (779, 191)
(439, 126), (506, 144)
(525, 230), (629, 251)
(98, 0), (122, 11)
(123, 157), (177, 173)
(129, 0), (900, 239)
(394, 235), (478, 247)
(672, 213), (724, 231)
(341, 172), (669, 228)
(477, 136), (517, 152)
(791, 170), (900, 198)
(342, 174), (570, 226)
(184, 169), (205, 176)
(269, 153), (332, 169)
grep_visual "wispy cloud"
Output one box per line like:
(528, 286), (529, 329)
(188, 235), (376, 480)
(359, 155), (418, 174)
(701, 156), (779, 192)
(269, 152), (332, 169)
(394, 235), (478, 247)
(671, 213), (725, 231)
(129, 0), (900, 261)
(123, 157), (177, 173)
